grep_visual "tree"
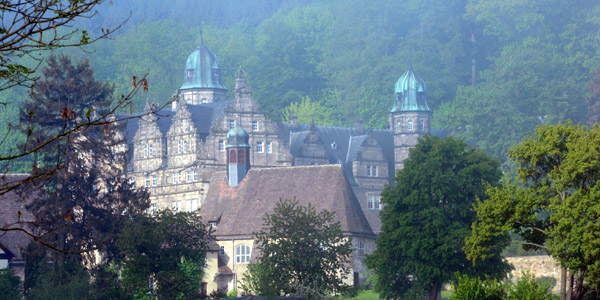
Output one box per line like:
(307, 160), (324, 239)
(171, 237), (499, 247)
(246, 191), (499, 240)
(465, 122), (600, 300)
(0, 268), (22, 300)
(117, 210), (212, 300)
(242, 198), (352, 299)
(366, 135), (508, 300)
(0, 0), (127, 91)
(14, 55), (149, 258)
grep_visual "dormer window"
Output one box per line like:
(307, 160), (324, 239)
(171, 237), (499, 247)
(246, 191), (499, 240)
(229, 120), (236, 129)
(209, 221), (217, 228)
(331, 141), (337, 150)
(187, 69), (193, 78)
(252, 120), (258, 131)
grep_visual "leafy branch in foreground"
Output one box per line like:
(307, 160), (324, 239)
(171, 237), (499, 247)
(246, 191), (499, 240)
(0, 0), (130, 92)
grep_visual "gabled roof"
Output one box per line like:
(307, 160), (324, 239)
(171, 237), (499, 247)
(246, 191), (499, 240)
(119, 100), (231, 169)
(200, 165), (375, 239)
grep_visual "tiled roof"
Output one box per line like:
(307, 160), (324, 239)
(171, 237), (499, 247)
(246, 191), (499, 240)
(200, 165), (375, 239)
(0, 174), (34, 261)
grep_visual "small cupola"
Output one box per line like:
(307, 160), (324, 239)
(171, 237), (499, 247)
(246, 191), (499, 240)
(226, 127), (250, 187)
(390, 67), (430, 113)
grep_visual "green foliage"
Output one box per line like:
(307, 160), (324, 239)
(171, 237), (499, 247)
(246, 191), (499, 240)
(227, 288), (238, 298)
(465, 122), (600, 298)
(117, 210), (212, 300)
(450, 273), (506, 300)
(366, 135), (508, 300)
(450, 273), (557, 300)
(282, 95), (336, 126)
(246, 198), (352, 299)
(0, 268), (22, 300)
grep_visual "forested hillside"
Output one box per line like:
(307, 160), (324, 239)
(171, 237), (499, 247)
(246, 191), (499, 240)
(2, 0), (599, 168)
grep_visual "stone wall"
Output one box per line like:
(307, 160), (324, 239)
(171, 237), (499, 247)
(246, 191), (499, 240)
(506, 255), (560, 292)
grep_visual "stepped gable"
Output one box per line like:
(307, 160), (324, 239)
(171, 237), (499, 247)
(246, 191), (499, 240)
(120, 101), (231, 165)
(201, 165), (375, 239)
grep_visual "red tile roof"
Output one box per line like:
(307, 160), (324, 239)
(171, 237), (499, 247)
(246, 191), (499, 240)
(200, 165), (375, 239)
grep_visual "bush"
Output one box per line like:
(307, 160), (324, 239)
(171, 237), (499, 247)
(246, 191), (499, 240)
(208, 288), (227, 299)
(450, 273), (506, 300)
(451, 272), (558, 300)
(0, 269), (22, 300)
(507, 273), (556, 300)
(227, 288), (238, 297)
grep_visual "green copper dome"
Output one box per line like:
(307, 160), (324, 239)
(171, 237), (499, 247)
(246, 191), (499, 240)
(390, 68), (430, 113)
(180, 43), (227, 91)
(226, 127), (250, 148)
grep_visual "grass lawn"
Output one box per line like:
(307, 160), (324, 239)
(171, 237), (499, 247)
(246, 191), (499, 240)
(341, 290), (379, 300)
(341, 289), (453, 300)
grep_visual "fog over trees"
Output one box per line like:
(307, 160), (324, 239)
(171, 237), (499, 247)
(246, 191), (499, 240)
(1, 0), (598, 168)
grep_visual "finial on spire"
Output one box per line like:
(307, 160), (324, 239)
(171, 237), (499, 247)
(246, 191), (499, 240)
(409, 47), (413, 70)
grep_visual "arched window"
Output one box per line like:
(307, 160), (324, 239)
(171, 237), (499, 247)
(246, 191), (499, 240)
(236, 245), (250, 264)
(229, 150), (237, 163)
(238, 149), (245, 164)
(407, 120), (413, 131)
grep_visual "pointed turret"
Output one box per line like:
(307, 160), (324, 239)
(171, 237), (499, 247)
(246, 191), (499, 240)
(226, 126), (250, 187)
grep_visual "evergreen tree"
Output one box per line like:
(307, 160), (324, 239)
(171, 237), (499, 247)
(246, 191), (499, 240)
(17, 55), (149, 279)
(366, 135), (508, 300)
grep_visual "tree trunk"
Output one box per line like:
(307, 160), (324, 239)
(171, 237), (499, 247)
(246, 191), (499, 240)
(561, 267), (567, 300)
(567, 272), (574, 300)
(428, 282), (441, 300)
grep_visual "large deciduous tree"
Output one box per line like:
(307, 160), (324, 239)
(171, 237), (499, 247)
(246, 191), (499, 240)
(465, 122), (600, 300)
(117, 210), (212, 300)
(241, 198), (352, 299)
(366, 135), (508, 300)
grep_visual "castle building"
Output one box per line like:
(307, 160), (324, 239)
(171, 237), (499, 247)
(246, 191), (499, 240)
(123, 42), (443, 293)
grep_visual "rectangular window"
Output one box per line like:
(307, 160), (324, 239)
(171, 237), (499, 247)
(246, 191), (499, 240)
(178, 171), (182, 183)
(220, 246), (225, 256)
(149, 143), (154, 157)
(251, 120), (258, 131)
(183, 139), (188, 153)
(186, 171), (191, 182)
(151, 174), (157, 186)
(172, 201), (182, 211)
(256, 141), (263, 153)
(186, 199), (193, 212)
(145, 175), (150, 187)
(151, 203), (157, 216)
(209, 221), (217, 228)
(193, 170), (199, 181)
(129, 176), (136, 188)
(172, 173), (177, 184)
(266, 141), (272, 154)
(367, 165), (378, 177)
(143, 144), (148, 158)
(408, 120), (413, 131)
(229, 120), (236, 129)
(218, 140), (225, 151)
(368, 194), (381, 210)
(177, 139), (182, 154)
(357, 241), (365, 256)
(397, 121), (402, 131)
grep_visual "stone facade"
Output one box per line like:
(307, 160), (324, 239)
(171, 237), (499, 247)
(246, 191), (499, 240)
(122, 44), (441, 294)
